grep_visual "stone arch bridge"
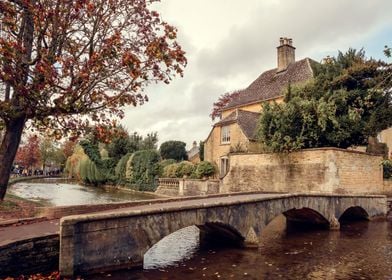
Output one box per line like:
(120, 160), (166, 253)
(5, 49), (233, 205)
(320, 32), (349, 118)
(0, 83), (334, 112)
(60, 193), (387, 276)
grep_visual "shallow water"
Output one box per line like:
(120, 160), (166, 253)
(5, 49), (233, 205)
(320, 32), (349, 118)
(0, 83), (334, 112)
(8, 178), (155, 206)
(88, 217), (392, 280)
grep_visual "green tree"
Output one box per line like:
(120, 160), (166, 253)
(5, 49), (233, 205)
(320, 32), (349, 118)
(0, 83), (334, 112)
(258, 48), (392, 152)
(160, 141), (188, 161)
(199, 141), (205, 161)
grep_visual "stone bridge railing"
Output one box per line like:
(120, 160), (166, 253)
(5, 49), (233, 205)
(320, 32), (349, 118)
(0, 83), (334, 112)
(156, 178), (220, 196)
(59, 193), (387, 277)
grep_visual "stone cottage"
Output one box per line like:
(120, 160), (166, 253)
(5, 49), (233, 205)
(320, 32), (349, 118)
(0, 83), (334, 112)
(204, 38), (392, 178)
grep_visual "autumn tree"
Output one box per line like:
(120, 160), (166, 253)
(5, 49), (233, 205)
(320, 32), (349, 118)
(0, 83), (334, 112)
(15, 134), (41, 171)
(210, 90), (241, 120)
(0, 0), (186, 200)
(61, 139), (77, 159)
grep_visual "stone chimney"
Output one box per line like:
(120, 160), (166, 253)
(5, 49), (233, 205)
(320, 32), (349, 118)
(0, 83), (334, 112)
(277, 37), (295, 72)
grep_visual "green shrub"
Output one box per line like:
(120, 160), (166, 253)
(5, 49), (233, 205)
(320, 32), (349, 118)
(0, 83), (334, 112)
(382, 160), (392, 179)
(176, 161), (195, 177)
(162, 163), (179, 178)
(115, 153), (132, 182)
(158, 159), (177, 176)
(126, 150), (160, 191)
(193, 161), (216, 179)
(79, 157), (106, 185)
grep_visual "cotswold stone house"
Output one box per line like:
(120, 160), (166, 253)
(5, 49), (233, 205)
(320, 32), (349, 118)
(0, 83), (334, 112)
(204, 38), (392, 178)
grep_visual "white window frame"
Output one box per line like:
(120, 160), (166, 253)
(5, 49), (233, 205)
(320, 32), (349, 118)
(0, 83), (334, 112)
(221, 125), (231, 144)
(220, 157), (230, 178)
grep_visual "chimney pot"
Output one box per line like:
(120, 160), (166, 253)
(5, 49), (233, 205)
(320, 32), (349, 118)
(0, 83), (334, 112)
(277, 37), (296, 72)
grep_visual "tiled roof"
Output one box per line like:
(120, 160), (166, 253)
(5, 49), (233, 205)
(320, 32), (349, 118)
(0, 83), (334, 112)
(224, 58), (315, 110)
(215, 110), (261, 140)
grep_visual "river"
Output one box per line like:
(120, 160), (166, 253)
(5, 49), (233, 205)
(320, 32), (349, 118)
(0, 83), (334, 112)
(8, 178), (155, 206)
(87, 216), (392, 280)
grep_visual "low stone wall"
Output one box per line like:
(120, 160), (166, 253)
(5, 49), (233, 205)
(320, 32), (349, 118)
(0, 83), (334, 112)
(155, 178), (180, 196)
(221, 148), (383, 194)
(0, 234), (59, 278)
(156, 178), (220, 196)
(383, 180), (392, 196)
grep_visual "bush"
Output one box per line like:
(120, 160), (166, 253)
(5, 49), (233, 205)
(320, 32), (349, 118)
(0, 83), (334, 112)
(194, 161), (216, 179)
(382, 160), (392, 179)
(162, 163), (179, 178)
(158, 159), (177, 176)
(176, 161), (195, 178)
(79, 157), (106, 185)
(126, 150), (160, 191)
(115, 153), (132, 182)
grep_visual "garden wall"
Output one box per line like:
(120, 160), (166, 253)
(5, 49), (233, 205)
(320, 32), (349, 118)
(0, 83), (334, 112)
(156, 178), (220, 196)
(221, 148), (383, 194)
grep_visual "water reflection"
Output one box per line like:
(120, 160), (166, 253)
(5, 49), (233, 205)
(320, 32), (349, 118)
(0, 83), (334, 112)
(8, 178), (155, 206)
(88, 217), (392, 280)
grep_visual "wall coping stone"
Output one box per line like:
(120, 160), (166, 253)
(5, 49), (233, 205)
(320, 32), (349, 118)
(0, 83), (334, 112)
(229, 147), (383, 157)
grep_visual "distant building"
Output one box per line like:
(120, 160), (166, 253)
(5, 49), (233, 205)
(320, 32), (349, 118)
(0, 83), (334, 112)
(187, 141), (200, 163)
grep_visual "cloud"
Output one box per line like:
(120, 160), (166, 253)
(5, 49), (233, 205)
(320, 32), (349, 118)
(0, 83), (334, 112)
(122, 0), (392, 149)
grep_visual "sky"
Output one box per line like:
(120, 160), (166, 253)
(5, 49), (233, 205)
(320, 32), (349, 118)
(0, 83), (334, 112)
(121, 0), (392, 150)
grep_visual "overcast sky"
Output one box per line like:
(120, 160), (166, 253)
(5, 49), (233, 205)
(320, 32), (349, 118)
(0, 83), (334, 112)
(121, 0), (392, 150)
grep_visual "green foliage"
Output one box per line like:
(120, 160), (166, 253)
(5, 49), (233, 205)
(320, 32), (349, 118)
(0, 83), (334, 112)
(230, 142), (247, 153)
(258, 48), (392, 152)
(79, 140), (117, 182)
(161, 161), (216, 179)
(107, 136), (132, 160)
(199, 141), (205, 161)
(115, 153), (132, 182)
(158, 159), (177, 176)
(79, 157), (106, 185)
(162, 163), (179, 178)
(382, 160), (392, 179)
(194, 161), (216, 179)
(176, 161), (195, 177)
(126, 150), (160, 191)
(160, 140), (188, 161)
(385, 45), (391, 58)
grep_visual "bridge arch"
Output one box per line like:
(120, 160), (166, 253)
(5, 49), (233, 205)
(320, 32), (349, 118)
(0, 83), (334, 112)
(339, 206), (369, 222)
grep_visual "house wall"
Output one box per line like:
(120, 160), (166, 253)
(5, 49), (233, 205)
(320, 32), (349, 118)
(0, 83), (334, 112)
(379, 127), (392, 158)
(204, 123), (250, 171)
(221, 148), (383, 194)
(221, 96), (284, 119)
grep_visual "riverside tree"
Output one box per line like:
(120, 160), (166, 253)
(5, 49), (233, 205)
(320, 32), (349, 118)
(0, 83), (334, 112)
(258, 48), (392, 152)
(0, 0), (186, 200)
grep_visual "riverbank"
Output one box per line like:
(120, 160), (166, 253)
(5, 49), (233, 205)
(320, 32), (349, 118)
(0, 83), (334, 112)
(0, 176), (59, 221)
(0, 194), (45, 222)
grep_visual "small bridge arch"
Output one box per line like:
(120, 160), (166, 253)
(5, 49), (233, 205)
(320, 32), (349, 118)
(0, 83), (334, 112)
(59, 193), (386, 277)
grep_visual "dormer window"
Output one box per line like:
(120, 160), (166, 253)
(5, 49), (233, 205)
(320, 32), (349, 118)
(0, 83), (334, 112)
(221, 125), (230, 144)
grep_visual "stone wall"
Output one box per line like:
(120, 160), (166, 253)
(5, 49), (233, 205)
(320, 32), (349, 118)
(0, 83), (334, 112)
(156, 178), (220, 197)
(221, 148), (383, 194)
(0, 234), (59, 278)
(383, 180), (392, 196)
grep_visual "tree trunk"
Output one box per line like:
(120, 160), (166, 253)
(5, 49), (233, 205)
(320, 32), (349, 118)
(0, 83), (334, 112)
(0, 116), (26, 201)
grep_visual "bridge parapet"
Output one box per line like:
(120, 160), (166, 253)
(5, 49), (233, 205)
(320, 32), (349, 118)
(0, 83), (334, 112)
(59, 193), (387, 277)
